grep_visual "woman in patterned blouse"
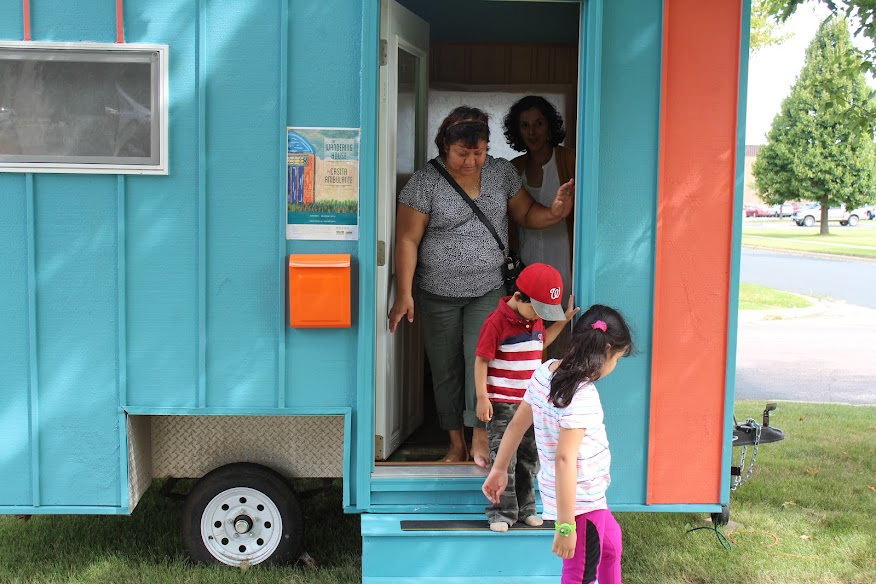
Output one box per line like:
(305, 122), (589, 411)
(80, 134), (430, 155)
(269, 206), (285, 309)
(388, 106), (574, 467)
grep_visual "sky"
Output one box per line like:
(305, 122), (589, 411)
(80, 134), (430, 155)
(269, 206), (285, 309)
(745, 2), (834, 145)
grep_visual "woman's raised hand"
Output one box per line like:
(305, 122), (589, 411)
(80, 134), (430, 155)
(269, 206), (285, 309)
(388, 293), (415, 333)
(550, 178), (575, 219)
(563, 293), (581, 322)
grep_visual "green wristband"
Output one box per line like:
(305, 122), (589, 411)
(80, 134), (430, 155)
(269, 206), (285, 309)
(555, 522), (576, 536)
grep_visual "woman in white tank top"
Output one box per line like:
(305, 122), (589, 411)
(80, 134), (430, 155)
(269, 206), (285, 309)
(504, 96), (577, 358)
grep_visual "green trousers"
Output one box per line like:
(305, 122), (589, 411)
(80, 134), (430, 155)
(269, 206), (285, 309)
(416, 286), (505, 431)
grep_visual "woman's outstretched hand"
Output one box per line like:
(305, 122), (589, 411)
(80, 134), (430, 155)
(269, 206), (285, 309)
(388, 294), (415, 333)
(550, 178), (575, 219)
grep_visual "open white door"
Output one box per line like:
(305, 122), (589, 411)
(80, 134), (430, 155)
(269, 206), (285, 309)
(375, 0), (429, 461)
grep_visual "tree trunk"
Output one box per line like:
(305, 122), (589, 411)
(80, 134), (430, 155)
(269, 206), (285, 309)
(820, 194), (830, 235)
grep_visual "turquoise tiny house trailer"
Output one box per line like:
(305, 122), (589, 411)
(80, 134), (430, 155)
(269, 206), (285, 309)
(0, 0), (751, 580)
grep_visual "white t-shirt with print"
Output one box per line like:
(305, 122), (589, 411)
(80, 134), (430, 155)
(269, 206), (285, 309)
(523, 359), (611, 520)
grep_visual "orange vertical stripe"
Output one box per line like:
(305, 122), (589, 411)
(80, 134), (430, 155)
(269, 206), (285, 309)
(648, 0), (743, 504)
(116, 0), (124, 43)
(22, 0), (31, 40)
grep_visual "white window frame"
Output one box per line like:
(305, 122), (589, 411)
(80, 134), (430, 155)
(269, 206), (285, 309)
(0, 41), (169, 175)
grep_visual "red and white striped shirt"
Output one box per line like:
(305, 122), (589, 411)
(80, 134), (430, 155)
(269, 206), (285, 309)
(475, 297), (545, 403)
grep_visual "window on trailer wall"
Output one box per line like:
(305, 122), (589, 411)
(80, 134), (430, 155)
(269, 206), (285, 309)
(0, 42), (167, 174)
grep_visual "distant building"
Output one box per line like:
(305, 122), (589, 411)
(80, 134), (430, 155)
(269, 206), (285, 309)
(743, 144), (762, 204)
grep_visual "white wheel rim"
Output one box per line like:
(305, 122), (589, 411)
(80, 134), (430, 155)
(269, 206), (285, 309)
(200, 486), (284, 566)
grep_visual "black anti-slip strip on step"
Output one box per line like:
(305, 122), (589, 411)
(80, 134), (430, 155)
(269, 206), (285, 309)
(400, 520), (556, 531)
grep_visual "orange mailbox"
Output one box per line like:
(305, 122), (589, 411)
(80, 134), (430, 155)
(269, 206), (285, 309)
(288, 254), (351, 328)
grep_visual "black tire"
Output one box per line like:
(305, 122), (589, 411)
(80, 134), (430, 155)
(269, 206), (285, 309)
(840, 220), (848, 227)
(803, 215), (815, 227)
(711, 505), (730, 526)
(182, 463), (303, 567)
(847, 215), (859, 227)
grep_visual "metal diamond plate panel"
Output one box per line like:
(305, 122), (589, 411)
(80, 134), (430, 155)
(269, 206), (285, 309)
(127, 415), (153, 511)
(151, 415), (345, 479)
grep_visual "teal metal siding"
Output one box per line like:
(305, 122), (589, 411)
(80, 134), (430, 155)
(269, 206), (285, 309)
(0, 0), (366, 511)
(586, 0), (662, 507)
(0, 0), (124, 511)
(286, 0), (364, 409)
(34, 174), (121, 507)
(0, 175), (31, 506)
(204, 3), (284, 408)
(124, 0), (201, 408)
(355, 0), (380, 513)
(723, 0), (753, 504)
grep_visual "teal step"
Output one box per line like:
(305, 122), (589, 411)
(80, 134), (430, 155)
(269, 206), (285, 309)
(361, 513), (562, 583)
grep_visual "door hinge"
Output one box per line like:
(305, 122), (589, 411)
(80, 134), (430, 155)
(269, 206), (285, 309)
(379, 39), (387, 66)
(377, 240), (386, 266)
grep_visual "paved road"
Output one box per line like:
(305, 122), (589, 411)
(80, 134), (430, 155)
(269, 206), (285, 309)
(735, 301), (876, 405)
(736, 246), (876, 405)
(740, 248), (876, 309)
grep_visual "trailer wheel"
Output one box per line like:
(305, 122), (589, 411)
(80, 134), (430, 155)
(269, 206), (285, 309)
(182, 463), (303, 567)
(711, 505), (730, 526)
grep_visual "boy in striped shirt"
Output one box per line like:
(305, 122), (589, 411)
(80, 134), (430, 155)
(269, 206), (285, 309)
(475, 262), (578, 532)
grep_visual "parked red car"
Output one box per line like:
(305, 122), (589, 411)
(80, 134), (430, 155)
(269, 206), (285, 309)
(751, 204), (778, 217)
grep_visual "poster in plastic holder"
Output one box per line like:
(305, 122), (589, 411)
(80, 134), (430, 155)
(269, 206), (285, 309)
(286, 127), (360, 240)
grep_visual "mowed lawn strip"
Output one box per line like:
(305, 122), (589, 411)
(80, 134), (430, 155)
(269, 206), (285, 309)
(738, 282), (814, 310)
(742, 226), (876, 260)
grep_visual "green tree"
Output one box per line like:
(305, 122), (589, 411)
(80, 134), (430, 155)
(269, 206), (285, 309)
(753, 16), (876, 234)
(766, 0), (876, 65)
(751, 0), (792, 51)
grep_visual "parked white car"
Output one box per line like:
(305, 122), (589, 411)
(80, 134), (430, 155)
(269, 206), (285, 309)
(792, 204), (865, 227)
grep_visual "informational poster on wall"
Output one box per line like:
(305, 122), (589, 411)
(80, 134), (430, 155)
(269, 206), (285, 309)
(286, 127), (360, 240)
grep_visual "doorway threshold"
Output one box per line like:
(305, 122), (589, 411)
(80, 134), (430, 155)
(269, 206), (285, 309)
(372, 463), (489, 479)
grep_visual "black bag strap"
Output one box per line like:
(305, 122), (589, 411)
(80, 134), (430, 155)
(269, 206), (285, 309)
(429, 159), (506, 252)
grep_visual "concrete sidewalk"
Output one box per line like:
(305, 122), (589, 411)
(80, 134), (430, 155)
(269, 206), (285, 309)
(735, 300), (876, 405)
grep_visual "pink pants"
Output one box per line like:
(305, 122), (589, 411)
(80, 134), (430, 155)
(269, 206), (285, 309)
(561, 508), (622, 584)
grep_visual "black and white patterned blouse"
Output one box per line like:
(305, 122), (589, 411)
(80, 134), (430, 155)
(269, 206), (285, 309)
(398, 156), (523, 298)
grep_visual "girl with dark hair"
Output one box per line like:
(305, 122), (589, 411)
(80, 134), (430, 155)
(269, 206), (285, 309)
(388, 105), (575, 467)
(503, 96), (576, 359)
(483, 305), (632, 584)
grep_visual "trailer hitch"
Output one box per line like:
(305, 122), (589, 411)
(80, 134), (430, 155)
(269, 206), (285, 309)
(731, 402), (785, 491)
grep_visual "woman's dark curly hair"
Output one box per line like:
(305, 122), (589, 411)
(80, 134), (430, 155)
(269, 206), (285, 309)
(503, 95), (566, 153)
(434, 106), (490, 159)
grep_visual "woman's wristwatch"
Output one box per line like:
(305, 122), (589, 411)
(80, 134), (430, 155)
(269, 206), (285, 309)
(554, 522), (576, 537)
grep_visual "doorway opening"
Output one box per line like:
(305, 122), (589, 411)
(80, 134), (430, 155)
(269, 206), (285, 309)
(375, 0), (583, 471)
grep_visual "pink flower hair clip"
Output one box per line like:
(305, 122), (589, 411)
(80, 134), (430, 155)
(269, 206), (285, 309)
(591, 320), (607, 332)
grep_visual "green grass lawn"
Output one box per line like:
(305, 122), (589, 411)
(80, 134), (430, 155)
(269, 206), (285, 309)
(738, 282), (814, 310)
(619, 401), (876, 584)
(1, 402), (873, 583)
(742, 225), (876, 259)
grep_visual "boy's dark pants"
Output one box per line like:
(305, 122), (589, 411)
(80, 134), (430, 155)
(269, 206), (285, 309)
(486, 401), (539, 525)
